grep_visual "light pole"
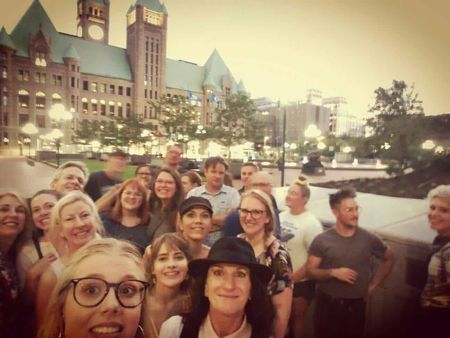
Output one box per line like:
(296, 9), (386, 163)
(21, 122), (38, 157)
(48, 104), (72, 162)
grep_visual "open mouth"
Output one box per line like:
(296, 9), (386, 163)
(90, 324), (123, 335)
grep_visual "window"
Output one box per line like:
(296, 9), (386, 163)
(18, 89), (30, 108)
(71, 65), (76, 72)
(91, 82), (97, 93)
(144, 106), (147, 119)
(19, 114), (29, 126)
(36, 115), (46, 128)
(155, 91), (158, 99)
(1, 67), (7, 79)
(118, 103), (123, 117)
(109, 103), (115, 115)
(2, 95), (7, 106)
(52, 93), (62, 105)
(126, 103), (131, 117)
(35, 92), (46, 109)
(35, 52), (47, 67)
(53, 75), (62, 86)
(225, 88), (231, 96)
(100, 83), (106, 93)
(82, 98), (88, 114)
(83, 80), (89, 90)
(126, 87), (131, 96)
(71, 95), (76, 110)
(34, 72), (46, 84)
(149, 90), (153, 99)
(118, 86), (123, 95)
(17, 70), (30, 81)
(0, 52), (6, 61)
(71, 77), (75, 88)
(109, 84), (115, 94)
(91, 99), (98, 114)
(100, 100), (106, 116)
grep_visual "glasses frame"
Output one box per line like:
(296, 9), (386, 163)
(67, 277), (149, 308)
(238, 207), (266, 219)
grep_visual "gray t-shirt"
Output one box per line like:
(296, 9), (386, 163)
(309, 227), (387, 299)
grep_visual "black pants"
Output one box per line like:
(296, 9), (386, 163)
(314, 291), (366, 338)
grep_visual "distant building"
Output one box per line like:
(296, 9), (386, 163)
(323, 96), (364, 137)
(0, 0), (246, 153)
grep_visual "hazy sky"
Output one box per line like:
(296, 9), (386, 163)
(1, 0), (449, 118)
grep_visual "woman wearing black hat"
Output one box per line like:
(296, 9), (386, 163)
(159, 237), (274, 338)
(178, 196), (213, 259)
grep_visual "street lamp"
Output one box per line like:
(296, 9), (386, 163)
(21, 122), (38, 157)
(421, 140), (435, 150)
(48, 104), (72, 162)
(47, 129), (64, 166)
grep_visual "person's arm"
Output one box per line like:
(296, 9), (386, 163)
(35, 268), (58, 330)
(306, 255), (358, 283)
(368, 247), (395, 294)
(95, 183), (121, 213)
(272, 287), (293, 338)
(293, 264), (307, 283)
(23, 254), (57, 304)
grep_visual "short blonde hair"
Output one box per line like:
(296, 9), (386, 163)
(427, 185), (450, 200)
(38, 238), (144, 338)
(50, 191), (104, 238)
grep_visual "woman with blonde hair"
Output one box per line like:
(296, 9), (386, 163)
(0, 190), (32, 337)
(36, 191), (104, 328)
(142, 233), (191, 338)
(100, 178), (150, 253)
(38, 238), (148, 338)
(238, 189), (294, 338)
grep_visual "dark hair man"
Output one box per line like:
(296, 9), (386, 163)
(306, 187), (395, 338)
(238, 162), (259, 194)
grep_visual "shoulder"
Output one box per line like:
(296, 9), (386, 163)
(187, 186), (204, 197)
(159, 315), (184, 338)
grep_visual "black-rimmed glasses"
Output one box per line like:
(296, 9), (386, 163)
(64, 277), (149, 308)
(238, 207), (266, 219)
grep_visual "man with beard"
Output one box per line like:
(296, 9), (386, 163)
(306, 187), (394, 338)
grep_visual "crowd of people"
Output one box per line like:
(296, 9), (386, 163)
(0, 144), (448, 338)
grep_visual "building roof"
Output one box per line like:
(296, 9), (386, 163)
(237, 80), (247, 93)
(0, 26), (16, 50)
(9, 0), (132, 80)
(135, 0), (167, 14)
(166, 59), (205, 93)
(204, 49), (239, 94)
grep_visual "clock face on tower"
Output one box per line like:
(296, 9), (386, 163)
(88, 25), (104, 40)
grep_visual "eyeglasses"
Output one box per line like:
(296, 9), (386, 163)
(238, 208), (266, 219)
(137, 172), (151, 176)
(64, 277), (149, 308)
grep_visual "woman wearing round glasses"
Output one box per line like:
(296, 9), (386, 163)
(147, 167), (184, 243)
(38, 238), (148, 338)
(36, 191), (104, 328)
(238, 189), (293, 338)
(100, 178), (150, 253)
(142, 233), (191, 338)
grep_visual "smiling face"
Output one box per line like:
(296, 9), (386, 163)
(52, 167), (86, 194)
(31, 193), (58, 232)
(180, 207), (212, 243)
(63, 253), (144, 338)
(0, 195), (26, 242)
(154, 171), (176, 201)
(239, 196), (270, 239)
(120, 183), (144, 212)
(59, 200), (97, 251)
(153, 242), (188, 289)
(205, 263), (251, 318)
(428, 197), (450, 236)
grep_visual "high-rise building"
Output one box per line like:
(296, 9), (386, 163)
(0, 0), (246, 154)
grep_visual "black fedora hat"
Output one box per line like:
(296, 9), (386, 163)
(189, 237), (273, 284)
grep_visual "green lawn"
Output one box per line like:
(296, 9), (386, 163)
(48, 159), (137, 180)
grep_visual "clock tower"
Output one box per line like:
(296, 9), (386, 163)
(77, 0), (110, 44)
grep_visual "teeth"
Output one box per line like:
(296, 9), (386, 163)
(91, 326), (121, 334)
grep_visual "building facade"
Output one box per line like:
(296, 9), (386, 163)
(0, 0), (246, 154)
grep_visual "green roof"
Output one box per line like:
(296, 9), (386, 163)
(204, 49), (239, 94)
(9, 1), (132, 80)
(237, 80), (247, 93)
(0, 27), (16, 50)
(135, 0), (167, 13)
(166, 59), (205, 93)
(63, 44), (80, 60)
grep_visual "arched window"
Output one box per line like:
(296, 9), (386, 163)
(91, 98), (98, 114)
(52, 93), (62, 105)
(36, 91), (46, 109)
(82, 97), (88, 114)
(18, 89), (30, 108)
(109, 101), (115, 116)
(117, 102), (123, 117)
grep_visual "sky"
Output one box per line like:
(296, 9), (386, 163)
(1, 0), (449, 118)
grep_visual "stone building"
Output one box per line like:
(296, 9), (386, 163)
(0, 0), (246, 154)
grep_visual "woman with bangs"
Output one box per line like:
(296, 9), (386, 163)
(36, 191), (104, 329)
(0, 190), (32, 337)
(100, 178), (150, 253)
(147, 166), (184, 243)
(142, 233), (192, 338)
(238, 189), (294, 338)
(38, 238), (148, 338)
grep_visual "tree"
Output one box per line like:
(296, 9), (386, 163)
(207, 93), (259, 158)
(151, 95), (208, 144)
(366, 80), (425, 175)
(114, 115), (153, 151)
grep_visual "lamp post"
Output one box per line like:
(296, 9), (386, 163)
(48, 104), (72, 162)
(21, 122), (38, 157)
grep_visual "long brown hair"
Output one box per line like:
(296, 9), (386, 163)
(109, 178), (150, 224)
